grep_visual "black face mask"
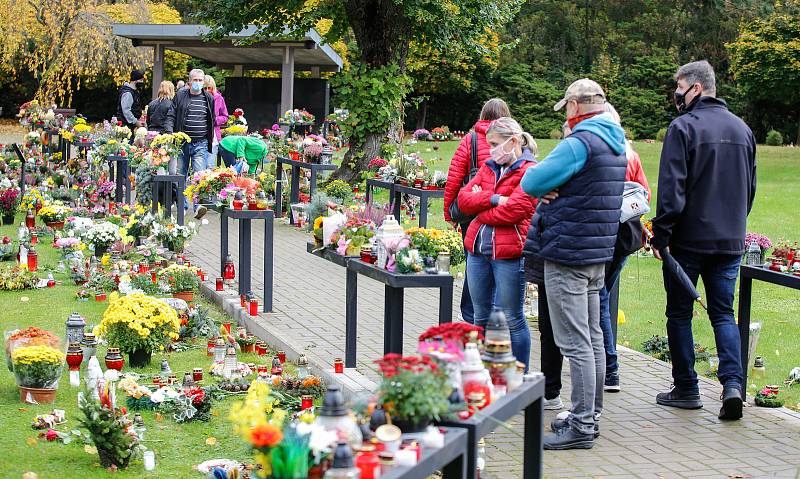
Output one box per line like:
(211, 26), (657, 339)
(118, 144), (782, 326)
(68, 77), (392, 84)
(674, 85), (700, 114)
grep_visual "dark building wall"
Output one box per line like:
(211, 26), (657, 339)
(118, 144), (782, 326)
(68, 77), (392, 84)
(222, 78), (329, 132)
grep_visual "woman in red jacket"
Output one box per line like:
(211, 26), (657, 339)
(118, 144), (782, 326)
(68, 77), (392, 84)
(457, 117), (538, 370)
(445, 98), (510, 324)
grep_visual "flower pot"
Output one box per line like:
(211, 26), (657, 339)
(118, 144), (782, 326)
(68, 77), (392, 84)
(2, 214), (14, 225)
(244, 343), (255, 354)
(128, 349), (152, 368)
(19, 386), (57, 404)
(45, 220), (65, 230)
(173, 291), (194, 302)
(391, 417), (431, 434)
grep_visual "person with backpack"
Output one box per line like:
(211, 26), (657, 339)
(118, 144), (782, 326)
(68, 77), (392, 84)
(456, 117), (538, 371)
(598, 103), (650, 393)
(444, 98), (510, 324)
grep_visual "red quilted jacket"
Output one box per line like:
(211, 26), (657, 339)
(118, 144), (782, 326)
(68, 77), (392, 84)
(457, 151), (538, 259)
(443, 120), (493, 222)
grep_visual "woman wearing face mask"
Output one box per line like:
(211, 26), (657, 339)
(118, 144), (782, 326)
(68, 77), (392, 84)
(456, 116), (538, 370)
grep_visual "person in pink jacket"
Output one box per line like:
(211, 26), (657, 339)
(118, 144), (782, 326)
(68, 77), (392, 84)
(204, 75), (229, 170)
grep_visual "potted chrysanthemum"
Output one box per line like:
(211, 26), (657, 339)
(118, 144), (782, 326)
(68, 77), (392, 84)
(12, 344), (65, 404)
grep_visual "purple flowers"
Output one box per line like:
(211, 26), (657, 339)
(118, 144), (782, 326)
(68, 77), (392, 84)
(413, 129), (432, 141)
(746, 232), (772, 251)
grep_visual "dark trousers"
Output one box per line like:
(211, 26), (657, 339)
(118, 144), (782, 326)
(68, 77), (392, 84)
(664, 249), (743, 393)
(537, 282), (563, 400)
(459, 224), (474, 323)
(219, 146), (236, 168)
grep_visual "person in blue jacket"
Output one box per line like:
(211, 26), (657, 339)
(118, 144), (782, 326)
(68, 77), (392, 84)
(521, 78), (627, 450)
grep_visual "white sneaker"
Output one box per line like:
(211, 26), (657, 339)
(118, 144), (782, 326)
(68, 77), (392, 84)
(544, 396), (564, 410)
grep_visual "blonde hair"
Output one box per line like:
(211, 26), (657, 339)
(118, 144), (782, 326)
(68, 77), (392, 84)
(486, 117), (538, 156)
(204, 75), (217, 93)
(157, 80), (175, 100)
(480, 98), (510, 121)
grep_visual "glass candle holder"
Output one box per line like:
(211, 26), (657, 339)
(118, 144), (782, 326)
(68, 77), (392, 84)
(277, 350), (286, 363)
(30, 232), (38, 245)
(249, 300), (258, 316)
(334, 357), (344, 374)
(192, 368), (203, 382)
(240, 294), (247, 308)
(150, 271), (157, 284)
(215, 277), (223, 291)
(301, 395), (313, 410)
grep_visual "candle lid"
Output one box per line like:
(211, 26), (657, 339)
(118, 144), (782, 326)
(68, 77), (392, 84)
(319, 384), (347, 417)
(375, 424), (401, 442)
(331, 441), (355, 469)
(461, 343), (485, 372)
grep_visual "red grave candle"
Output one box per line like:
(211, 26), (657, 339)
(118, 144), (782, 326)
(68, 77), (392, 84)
(249, 300), (258, 316)
(27, 247), (38, 272)
(277, 350), (286, 363)
(334, 357), (344, 374)
(301, 395), (313, 410)
(215, 277), (224, 291)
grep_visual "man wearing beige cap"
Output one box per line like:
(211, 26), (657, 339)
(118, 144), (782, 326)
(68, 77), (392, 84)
(522, 78), (627, 449)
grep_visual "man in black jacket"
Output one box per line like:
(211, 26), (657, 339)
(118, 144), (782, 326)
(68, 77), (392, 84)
(652, 60), (756, 421)
(117, 70), (145, 134)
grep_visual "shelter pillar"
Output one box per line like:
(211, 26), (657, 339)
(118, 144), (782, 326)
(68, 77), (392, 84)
(152, 43), (164, 101)
(311, 66), (321, 78)
(280, 46), (295, 115)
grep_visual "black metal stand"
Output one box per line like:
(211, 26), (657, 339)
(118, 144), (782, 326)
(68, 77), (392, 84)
(381, 427), (468, 479)
(737, 265), (800, 399)
(365, 178), (396, 205)
(74, 141), (94, 161)
(220, 208), (275, 313)
(12, 143), (26, 194)
(59, 136), (72, 162)
(107, 155), (132, 204)
(392, 184), (445, 228)
(439, 375), (545, 479)
(274, 156), (337, 225)
(44, 129), (60, 156)
(347, 258), (453, 362)
(151, 174), (186, 225)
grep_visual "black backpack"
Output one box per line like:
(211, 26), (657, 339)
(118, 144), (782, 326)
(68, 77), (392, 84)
(447, 132), (479, 226)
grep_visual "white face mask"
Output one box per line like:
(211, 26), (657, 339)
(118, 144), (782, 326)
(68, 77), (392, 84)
(191, 81), (204, 92)
(490, 137), (516, 165)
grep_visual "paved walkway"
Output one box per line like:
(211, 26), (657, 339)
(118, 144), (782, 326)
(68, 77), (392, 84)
(187, 213), (800, 479)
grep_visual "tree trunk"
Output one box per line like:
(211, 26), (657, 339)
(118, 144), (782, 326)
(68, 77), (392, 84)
(332, 132), (385, 183)
(415, 100), (427, 130)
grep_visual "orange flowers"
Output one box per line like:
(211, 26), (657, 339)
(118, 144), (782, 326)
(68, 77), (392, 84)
(249, 423), (282, 448)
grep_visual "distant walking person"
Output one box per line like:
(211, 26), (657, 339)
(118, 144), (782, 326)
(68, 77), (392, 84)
(169, 68), (215, 177)
(204, 75), (229, 169)
(652, 60), (756, 421)
(117, 69), (145, 134)
(444, 98), (510, 325)
(146, 81), (175, 134)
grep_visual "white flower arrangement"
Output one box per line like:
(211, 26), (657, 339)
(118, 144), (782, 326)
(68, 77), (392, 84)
(65, 216), (95, 238)
(84, 221), (121, 248)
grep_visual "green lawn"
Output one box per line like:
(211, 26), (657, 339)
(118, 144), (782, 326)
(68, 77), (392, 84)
(0, 219), (276, 477)
(389, 138), (800, 408)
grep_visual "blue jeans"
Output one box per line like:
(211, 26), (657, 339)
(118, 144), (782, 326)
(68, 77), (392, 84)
(599, 256), (628, 376)
(179, 138), (209, 177)
(663, 249), (743, 393)
(466, 253), (531, 370)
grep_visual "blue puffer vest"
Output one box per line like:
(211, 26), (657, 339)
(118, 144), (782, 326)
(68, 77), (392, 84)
(524, 130), (627, 266)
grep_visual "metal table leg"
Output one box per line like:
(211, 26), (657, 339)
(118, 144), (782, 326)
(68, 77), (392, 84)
(384, 285), (404, 354)
(309, 167), (318, 196)
(176, 177), (185, 225)
(439, 284), (453, 324)
(441, 448), (466, 479)
(345, 267), (358, 368)
(289, 165), (300, 225)
(738, 275), (752, 399)
(239, 218), (252, 296)
(393, 190), (402, 220)
(524, 397), (544, 479)
(263, 213), (274, 312)
(419, 194), (429, 228)
(220, 211), (228, 277)
(275, 162), (284, 218)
